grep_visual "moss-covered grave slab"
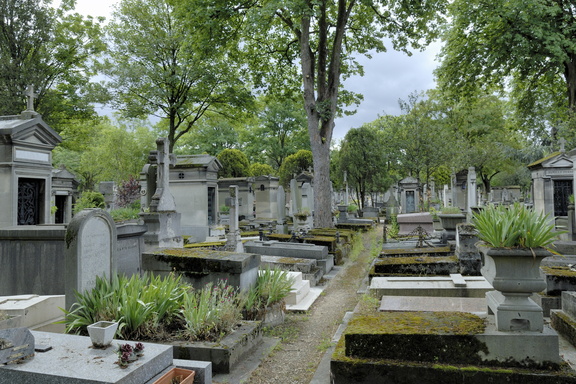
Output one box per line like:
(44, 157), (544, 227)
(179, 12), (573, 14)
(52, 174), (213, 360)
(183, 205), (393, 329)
(541, 266), (576, 295)
(380, 246), (452, 257)
(171, 320), (262, 374)
(370, 256), (459, 279)
(142, 248), (260, 291)
(332, 311), (573, 383)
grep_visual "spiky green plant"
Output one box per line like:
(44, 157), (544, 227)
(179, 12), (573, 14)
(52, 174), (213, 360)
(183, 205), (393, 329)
(472, 203), (563, 249)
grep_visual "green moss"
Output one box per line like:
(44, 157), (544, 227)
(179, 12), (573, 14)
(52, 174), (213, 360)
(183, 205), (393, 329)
(375, 255), (457, 265)
(381, 246), (451, 255)
(541, 266), (576, 278)
(345, 311), (486, 336)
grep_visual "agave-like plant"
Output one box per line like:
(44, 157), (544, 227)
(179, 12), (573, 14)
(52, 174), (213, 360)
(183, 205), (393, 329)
(472, 203), (563, 249)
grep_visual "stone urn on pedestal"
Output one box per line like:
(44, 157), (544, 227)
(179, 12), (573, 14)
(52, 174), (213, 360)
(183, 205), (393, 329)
(472, 203), (563, 332)
(438, 207), (466, 242)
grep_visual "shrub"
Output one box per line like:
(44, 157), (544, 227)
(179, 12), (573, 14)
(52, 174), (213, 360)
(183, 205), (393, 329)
(472, 203), (563, 249)
(242, 267), (294, 320)
(63, 274), (247, 342)
(74, 190), (105, 213)
(116, 176), (141, 208)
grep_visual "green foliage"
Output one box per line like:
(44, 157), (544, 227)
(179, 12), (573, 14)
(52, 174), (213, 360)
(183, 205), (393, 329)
(472, 204), (562, 248)
(0, 0), (106, 125)
(440, 207), (462, 214)
(241, 98), (310, 168)
(105, 0), (253, 152)
(74, 191), (105, 213)
(347, 204), (358, 213)
(181, 281), (243, 341)
(217, 148), (251, 178)
(278, 150), (313, 187)
(387, 214), (399, 238)
(110, 205), (140, 222)
(243, 267), (294, 320)
(62, 274), (245, 342)
(250, 163), (275, 177)
(338, 125), (393, 208)
(437, 0), (575, 133)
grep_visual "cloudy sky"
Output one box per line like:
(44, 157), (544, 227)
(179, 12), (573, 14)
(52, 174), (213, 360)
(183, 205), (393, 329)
(73, 0), (443, 143)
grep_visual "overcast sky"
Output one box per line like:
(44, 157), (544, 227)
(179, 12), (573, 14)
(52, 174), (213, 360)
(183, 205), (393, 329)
(73, 0), (442, 143)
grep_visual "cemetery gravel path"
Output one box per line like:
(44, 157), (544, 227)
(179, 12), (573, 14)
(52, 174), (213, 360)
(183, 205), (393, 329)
(243, 225), (382, 384)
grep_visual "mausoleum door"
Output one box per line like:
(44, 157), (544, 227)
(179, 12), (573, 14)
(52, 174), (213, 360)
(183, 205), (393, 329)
(553, 179), (572, 217)
(55, 195), (66, 224)
(406, 191), (415, 213)
(17, 178), (44, 225)
(208, 187), (215, 225)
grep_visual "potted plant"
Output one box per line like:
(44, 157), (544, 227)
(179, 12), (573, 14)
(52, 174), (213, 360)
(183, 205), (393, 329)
(293, 209), (311, 222)
(437, 206), (466, 241)
(472, 203), (564, 332)
(153, 367), (195, 384)
(87, 320), (118, 348)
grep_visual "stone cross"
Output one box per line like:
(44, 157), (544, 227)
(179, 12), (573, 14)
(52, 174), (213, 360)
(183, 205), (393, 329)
(24, 85), (37, 112)
(560, 137), (566, 152)
(343, 171), (349, 206)
(150, 137), (176, 212)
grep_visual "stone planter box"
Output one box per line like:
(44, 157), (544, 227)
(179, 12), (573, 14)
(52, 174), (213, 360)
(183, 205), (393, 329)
(172, 320), (262, 374)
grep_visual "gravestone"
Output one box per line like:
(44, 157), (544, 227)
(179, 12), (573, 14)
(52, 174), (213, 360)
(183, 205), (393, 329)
(65, 209), (117, 310)
(0, 327), (34, 365)
(276, 185), (287, 233)
(300, 182), (314, 227)
(225, 185), (244, 253)
(466, 166), (477, 212)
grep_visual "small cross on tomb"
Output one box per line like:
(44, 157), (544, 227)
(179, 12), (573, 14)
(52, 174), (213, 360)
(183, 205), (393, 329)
(559, 137), (567, 152)
(24, 85), (38, 112)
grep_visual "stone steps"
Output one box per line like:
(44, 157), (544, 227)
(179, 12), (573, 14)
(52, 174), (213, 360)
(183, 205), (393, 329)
(284, 271), (323, 311)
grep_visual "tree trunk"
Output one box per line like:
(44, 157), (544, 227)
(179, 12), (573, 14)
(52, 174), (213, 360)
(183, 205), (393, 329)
(564, 53), (576, 112)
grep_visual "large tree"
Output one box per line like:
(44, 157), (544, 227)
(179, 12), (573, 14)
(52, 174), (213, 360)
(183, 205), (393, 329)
(338, 125), (391, 209)
(0, 0), (105, 126)
(437, 0), (576, 135)
(242, 98), (309, 169)
(105, 0), (253, 152)
(182, 0), (446, 227)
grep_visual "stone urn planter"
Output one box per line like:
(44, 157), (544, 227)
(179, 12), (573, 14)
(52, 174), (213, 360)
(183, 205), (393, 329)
(477, 244), (551, 332)
(87, 321), (118, 348)
(438, 213), (466, 241)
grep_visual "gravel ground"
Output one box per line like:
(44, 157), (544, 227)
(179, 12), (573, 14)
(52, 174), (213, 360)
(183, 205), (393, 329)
(244, 226), (382, 384)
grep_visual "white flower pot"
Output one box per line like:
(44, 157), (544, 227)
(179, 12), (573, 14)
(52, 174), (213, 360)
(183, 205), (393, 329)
(87, 321), (118, 348)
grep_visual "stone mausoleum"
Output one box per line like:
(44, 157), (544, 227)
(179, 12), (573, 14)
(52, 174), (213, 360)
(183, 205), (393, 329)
(528, 144), (575, 226)
(0, 110), (62, 228)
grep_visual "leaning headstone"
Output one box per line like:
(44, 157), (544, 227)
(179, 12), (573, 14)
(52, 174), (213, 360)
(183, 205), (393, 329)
(0, 327), (35, 365)
(65, 209), (117, 310)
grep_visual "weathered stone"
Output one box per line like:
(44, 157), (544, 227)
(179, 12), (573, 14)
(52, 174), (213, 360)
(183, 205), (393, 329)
(0, 328), (34, 365)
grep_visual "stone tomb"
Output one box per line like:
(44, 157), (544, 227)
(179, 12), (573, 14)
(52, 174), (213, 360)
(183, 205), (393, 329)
(396, 212), (434, 236)
(244, 240), (333, 274)
(369, 274), (493, 298)
(65, 209), (117, 310)
(142, 248), (260, 291)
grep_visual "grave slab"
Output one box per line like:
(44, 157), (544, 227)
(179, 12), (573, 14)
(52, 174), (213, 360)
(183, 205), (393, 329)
(369, 275), (493, 298)
(379, 296), (486, 313)
(0, 331), (172, 384)
(0, 295), (64, 329)
(0, 328), (34, 366)
(244, 240), (328, 260)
